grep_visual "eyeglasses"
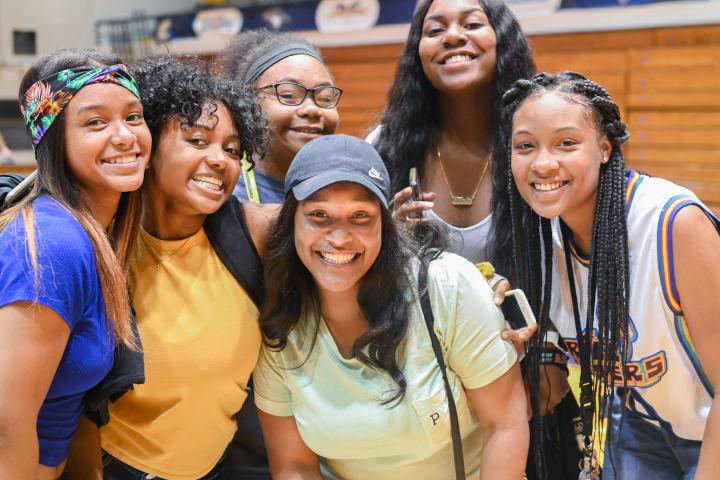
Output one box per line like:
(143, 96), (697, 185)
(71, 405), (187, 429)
(257, 82), (343, 109)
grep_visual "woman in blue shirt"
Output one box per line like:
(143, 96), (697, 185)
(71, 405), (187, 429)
(0, 48), (151, 478)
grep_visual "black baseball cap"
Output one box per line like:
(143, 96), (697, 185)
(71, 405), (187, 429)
(284, 134), (390, 208)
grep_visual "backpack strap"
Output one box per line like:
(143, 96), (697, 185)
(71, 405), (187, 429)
(0, 174), (25, 207)
(204, 196), (265, 307)
(417, 251), (465, 480)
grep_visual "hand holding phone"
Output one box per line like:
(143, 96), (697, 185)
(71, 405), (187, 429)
(409, 167), (422, 202)
(500, 289), (537, 331)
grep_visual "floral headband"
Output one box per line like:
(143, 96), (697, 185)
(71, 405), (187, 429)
(20, 63), (141, 150)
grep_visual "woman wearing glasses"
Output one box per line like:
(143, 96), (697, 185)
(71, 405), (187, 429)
(214, 30), (341, 204)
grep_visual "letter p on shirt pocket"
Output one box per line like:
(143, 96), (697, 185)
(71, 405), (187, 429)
(412, 387), (454, 447)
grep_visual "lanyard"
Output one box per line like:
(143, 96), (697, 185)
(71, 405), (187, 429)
(241, 153), (260, 204)
(560, 222), (600, 479)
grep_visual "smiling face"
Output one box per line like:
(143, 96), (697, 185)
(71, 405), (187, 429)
(294, 182), (382, 298)
(64, 83), (151, 201)
(148, 101), (241, 216)
(256, 54), (340, 170)
(418, 0), (497, 95)
(510, 92), (612, 229)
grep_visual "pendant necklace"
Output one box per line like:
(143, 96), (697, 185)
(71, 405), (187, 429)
(142, 235), (193, 270)
(436, 145), (489, 207)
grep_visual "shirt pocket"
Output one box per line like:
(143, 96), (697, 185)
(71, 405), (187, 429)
(411, 386), (456, 448)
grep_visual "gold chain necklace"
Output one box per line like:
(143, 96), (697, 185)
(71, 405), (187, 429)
(436, 145), (489, 207)
(141, 235), (193, 270)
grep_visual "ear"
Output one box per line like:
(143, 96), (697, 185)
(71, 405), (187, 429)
(600, 135), (612, 164)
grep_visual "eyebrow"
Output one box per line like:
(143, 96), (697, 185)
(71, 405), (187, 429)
(76, 99), (142, 116)
(425, 8), (486, 22)
(514, 126), (583, 135)
(272, 77), (333, 87)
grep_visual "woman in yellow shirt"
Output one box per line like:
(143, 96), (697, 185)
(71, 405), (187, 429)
(70, 56), (275, 480)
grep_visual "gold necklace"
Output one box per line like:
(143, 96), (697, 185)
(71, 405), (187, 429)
(436, 145), (489, 207)
(141, 234), (193, 270)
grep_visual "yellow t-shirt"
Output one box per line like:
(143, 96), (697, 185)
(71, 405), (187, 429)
(101, 228), (261, 480)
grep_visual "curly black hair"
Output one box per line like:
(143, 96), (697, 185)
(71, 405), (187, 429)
(131, 55), (267, 164)
(211, 29), (323, 84)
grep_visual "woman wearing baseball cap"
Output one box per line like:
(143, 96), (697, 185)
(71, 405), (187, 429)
(254, 134), (528, 479)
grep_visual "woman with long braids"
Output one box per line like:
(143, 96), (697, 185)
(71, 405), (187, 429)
(370, 0), (575, 476)
(503, 71), (720, 479)
(0, 49), (150, 477)
(254, 134), (528, 479)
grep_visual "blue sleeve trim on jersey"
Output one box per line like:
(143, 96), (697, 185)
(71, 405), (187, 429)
(625, 170), (644, 211)
(675, 314), (714, 398)
(657, 195), (719, 398)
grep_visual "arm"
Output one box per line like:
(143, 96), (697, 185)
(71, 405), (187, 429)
(0, 302), (71, 477)
(257, 410), (322, 480)
(671, 206), (720, 480)
(466, 363), (529, 480)
(64, 416), (103, 480)
(243, 202), (280, 259)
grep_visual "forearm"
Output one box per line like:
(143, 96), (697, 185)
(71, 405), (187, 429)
(271, 464), (324, 480)
(0, 425), (39, 478)
(477, 423), (529, 480)
(65, 416), (103, 479)
(696, 399), (720, 479)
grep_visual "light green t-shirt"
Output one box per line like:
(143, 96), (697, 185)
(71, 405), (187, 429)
(253, 252), (517, 479)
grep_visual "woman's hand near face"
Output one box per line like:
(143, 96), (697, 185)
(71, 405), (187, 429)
(466, 363), (529, 480)
(258, 410), (323, 480)
(0, 302), (71, 478)
(391, 187), (436, 223)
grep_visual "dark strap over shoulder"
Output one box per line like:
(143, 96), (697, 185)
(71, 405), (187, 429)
(0, 174), (24, 207)
(205, 196), (271, 477)
(417, 251), (465, 480)
(204, 195), (265, 307)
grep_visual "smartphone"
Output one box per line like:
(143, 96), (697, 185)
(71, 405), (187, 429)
(409, 167), (422, 202)
(501, 289), (537, 330)
(4, 170), (37, 206)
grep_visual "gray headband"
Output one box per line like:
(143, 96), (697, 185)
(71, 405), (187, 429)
(243, 42), (323, 85)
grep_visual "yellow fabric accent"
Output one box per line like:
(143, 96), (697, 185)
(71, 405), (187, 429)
(101, 228), (261, 480)
(241, 153), (260, 204)
(475, 261), (495, 280)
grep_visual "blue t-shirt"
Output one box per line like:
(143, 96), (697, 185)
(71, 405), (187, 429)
(233, 168), (285, 204)
(0, 195), (113, 466)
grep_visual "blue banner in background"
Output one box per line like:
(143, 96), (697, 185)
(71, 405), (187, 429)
(156, 0), (417, 41)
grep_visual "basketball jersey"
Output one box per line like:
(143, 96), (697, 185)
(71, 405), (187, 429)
(550, 171), (719, 441)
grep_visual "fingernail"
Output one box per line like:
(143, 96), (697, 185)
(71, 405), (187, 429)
(501, 332), (509, 339)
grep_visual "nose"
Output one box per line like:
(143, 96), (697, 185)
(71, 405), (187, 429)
(206, 144), (228, 170)
(296, 95), (323, 119)
(443, 23), (467, 47)
(111, 121), (136, 149)
(326, 225), (352, 247)
(531, 148), (559, 176)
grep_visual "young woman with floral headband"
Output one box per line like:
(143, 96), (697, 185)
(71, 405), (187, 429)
(0, 49), (150, 478)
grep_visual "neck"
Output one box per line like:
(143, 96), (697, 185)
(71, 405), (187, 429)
(439, 88), (494, 149)
(318, 286), (364, 325)
(142, 184), (206, 240)
(561, 209), (596, 257)
(256, 150), (291, 182)
(83, 189), (121, 230)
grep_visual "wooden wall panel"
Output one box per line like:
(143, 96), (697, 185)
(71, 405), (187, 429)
(322, 24), (720, 213)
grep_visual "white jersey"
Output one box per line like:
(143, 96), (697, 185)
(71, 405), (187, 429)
(550, 171), (719, 441)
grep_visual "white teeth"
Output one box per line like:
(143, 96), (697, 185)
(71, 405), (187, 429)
(103, 155), (136, 165)
(193, 175), (223, 191)
(320, 252), (356, 265)
(444, 55), (472, 64)
(533, 182), (565, 192)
